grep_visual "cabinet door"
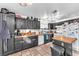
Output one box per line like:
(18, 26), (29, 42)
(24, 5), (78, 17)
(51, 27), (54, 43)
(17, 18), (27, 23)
(27, 20), (31, 29)
(30, 21), (33, 29)
(3, 13), (15, 53)
(28, 36), (38, 46)
(23, 36), (38, 49)
(4, 13), (15, 33)
(36, 21), (40, 29)
(31, 36), (38, 46)
(7, 38), (14, 52)
(0, 38), (3, 55)
(23, 37), (32, 49)
(64, 43), (72, 56)
(38, 35), (44, 45)
(0, 13), (3, 55)
(23, 20), (28, 29)
(25, 20), (28, 29)
(16, 19), (24, 29)
(14, 38), (23, 51)
(33, 21), (36, 29)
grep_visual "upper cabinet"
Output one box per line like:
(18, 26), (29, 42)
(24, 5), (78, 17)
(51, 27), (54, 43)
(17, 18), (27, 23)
(2, 12), (15, 33)
(16, 18), (40, 29)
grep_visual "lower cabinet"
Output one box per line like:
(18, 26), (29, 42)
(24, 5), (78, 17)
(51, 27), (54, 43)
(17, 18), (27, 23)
(0, 35), (39, 55)
(14, 38), (23, 51)
(1, 38), (15, 56)
(44, 34), (53, 44)
(23, 42), (32, 49)
(28, 36), (38, 47)
(52, 39), (72, 56)
(14, 36), (38, 51)
(64, 43), (72, 56)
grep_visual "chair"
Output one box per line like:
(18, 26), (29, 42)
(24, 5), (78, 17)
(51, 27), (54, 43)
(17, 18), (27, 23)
(50, 45), (64, 56)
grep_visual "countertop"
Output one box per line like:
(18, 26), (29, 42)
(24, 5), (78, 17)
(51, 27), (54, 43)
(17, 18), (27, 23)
(52, 36), (77, 44)
(15, 34), (38, 38)
(15, 32), (54, 39)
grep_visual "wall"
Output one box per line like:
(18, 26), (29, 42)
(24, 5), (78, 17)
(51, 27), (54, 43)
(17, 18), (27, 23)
(55, 20), (79, 51)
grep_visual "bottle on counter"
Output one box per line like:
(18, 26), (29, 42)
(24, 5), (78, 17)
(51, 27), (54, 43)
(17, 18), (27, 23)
(16, 29), (21, 36)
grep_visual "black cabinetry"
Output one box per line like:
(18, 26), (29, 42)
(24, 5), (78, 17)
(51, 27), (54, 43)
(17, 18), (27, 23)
(64, 43), (72, 56)
(52, 39), (73, 56)
(14, 36), (38, 51)
(0, 12), (15, 55)
(23, 36), (38, 49)
(44, 34), (53, 44)
(16, 18), (40, 29)
(14, 38), (23, 51)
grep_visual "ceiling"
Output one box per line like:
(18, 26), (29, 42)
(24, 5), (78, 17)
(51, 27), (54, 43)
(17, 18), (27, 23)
(0, 3), (79, 19)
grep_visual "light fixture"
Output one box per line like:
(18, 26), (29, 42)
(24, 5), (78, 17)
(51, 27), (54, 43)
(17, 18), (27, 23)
(19, 3), (32, 7)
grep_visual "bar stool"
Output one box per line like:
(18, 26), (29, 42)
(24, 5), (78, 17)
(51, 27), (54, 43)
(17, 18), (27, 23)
(50, 45), (65, 56)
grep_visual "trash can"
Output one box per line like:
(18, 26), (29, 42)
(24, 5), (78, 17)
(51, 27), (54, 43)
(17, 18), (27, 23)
(50, 45), (64, 56)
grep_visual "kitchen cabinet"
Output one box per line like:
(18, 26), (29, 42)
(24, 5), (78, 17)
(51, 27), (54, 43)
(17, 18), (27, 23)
(64, 42), (72, 56)
(0, 37), (3, 56)
(3, 13), (15, 33)
(44, 34), (53, 44)
(14, 36), (38, 51)
(14, 38), (23, 51)
(26, 20), (40, 29)
(23, 36), (38, 49)
(32, 21), (36, 29)
(0, 12), (16, 55)
(16, 18), (40, 29)
(30, 20), (33, 29)
(48, 23), (56, 29)
(16, 18), (25, 29)
(26, 36), (38, 47)
(22, 37), (33, 49)
(2, 12), (15, 55)
(0, 13), (3, 56)
(36, 21), (40, 29)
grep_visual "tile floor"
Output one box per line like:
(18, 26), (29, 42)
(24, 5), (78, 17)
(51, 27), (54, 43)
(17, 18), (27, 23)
(8, 42), (53, 56)
(73, 50), (79, 56)
(8, 42), (79, 56)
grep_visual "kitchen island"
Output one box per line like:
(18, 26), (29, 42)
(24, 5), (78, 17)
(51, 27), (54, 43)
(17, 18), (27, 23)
(52, 36), (77, 56)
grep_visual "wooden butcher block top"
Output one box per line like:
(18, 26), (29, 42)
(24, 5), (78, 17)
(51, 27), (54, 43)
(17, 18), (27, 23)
(52, 36), (77, 44)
